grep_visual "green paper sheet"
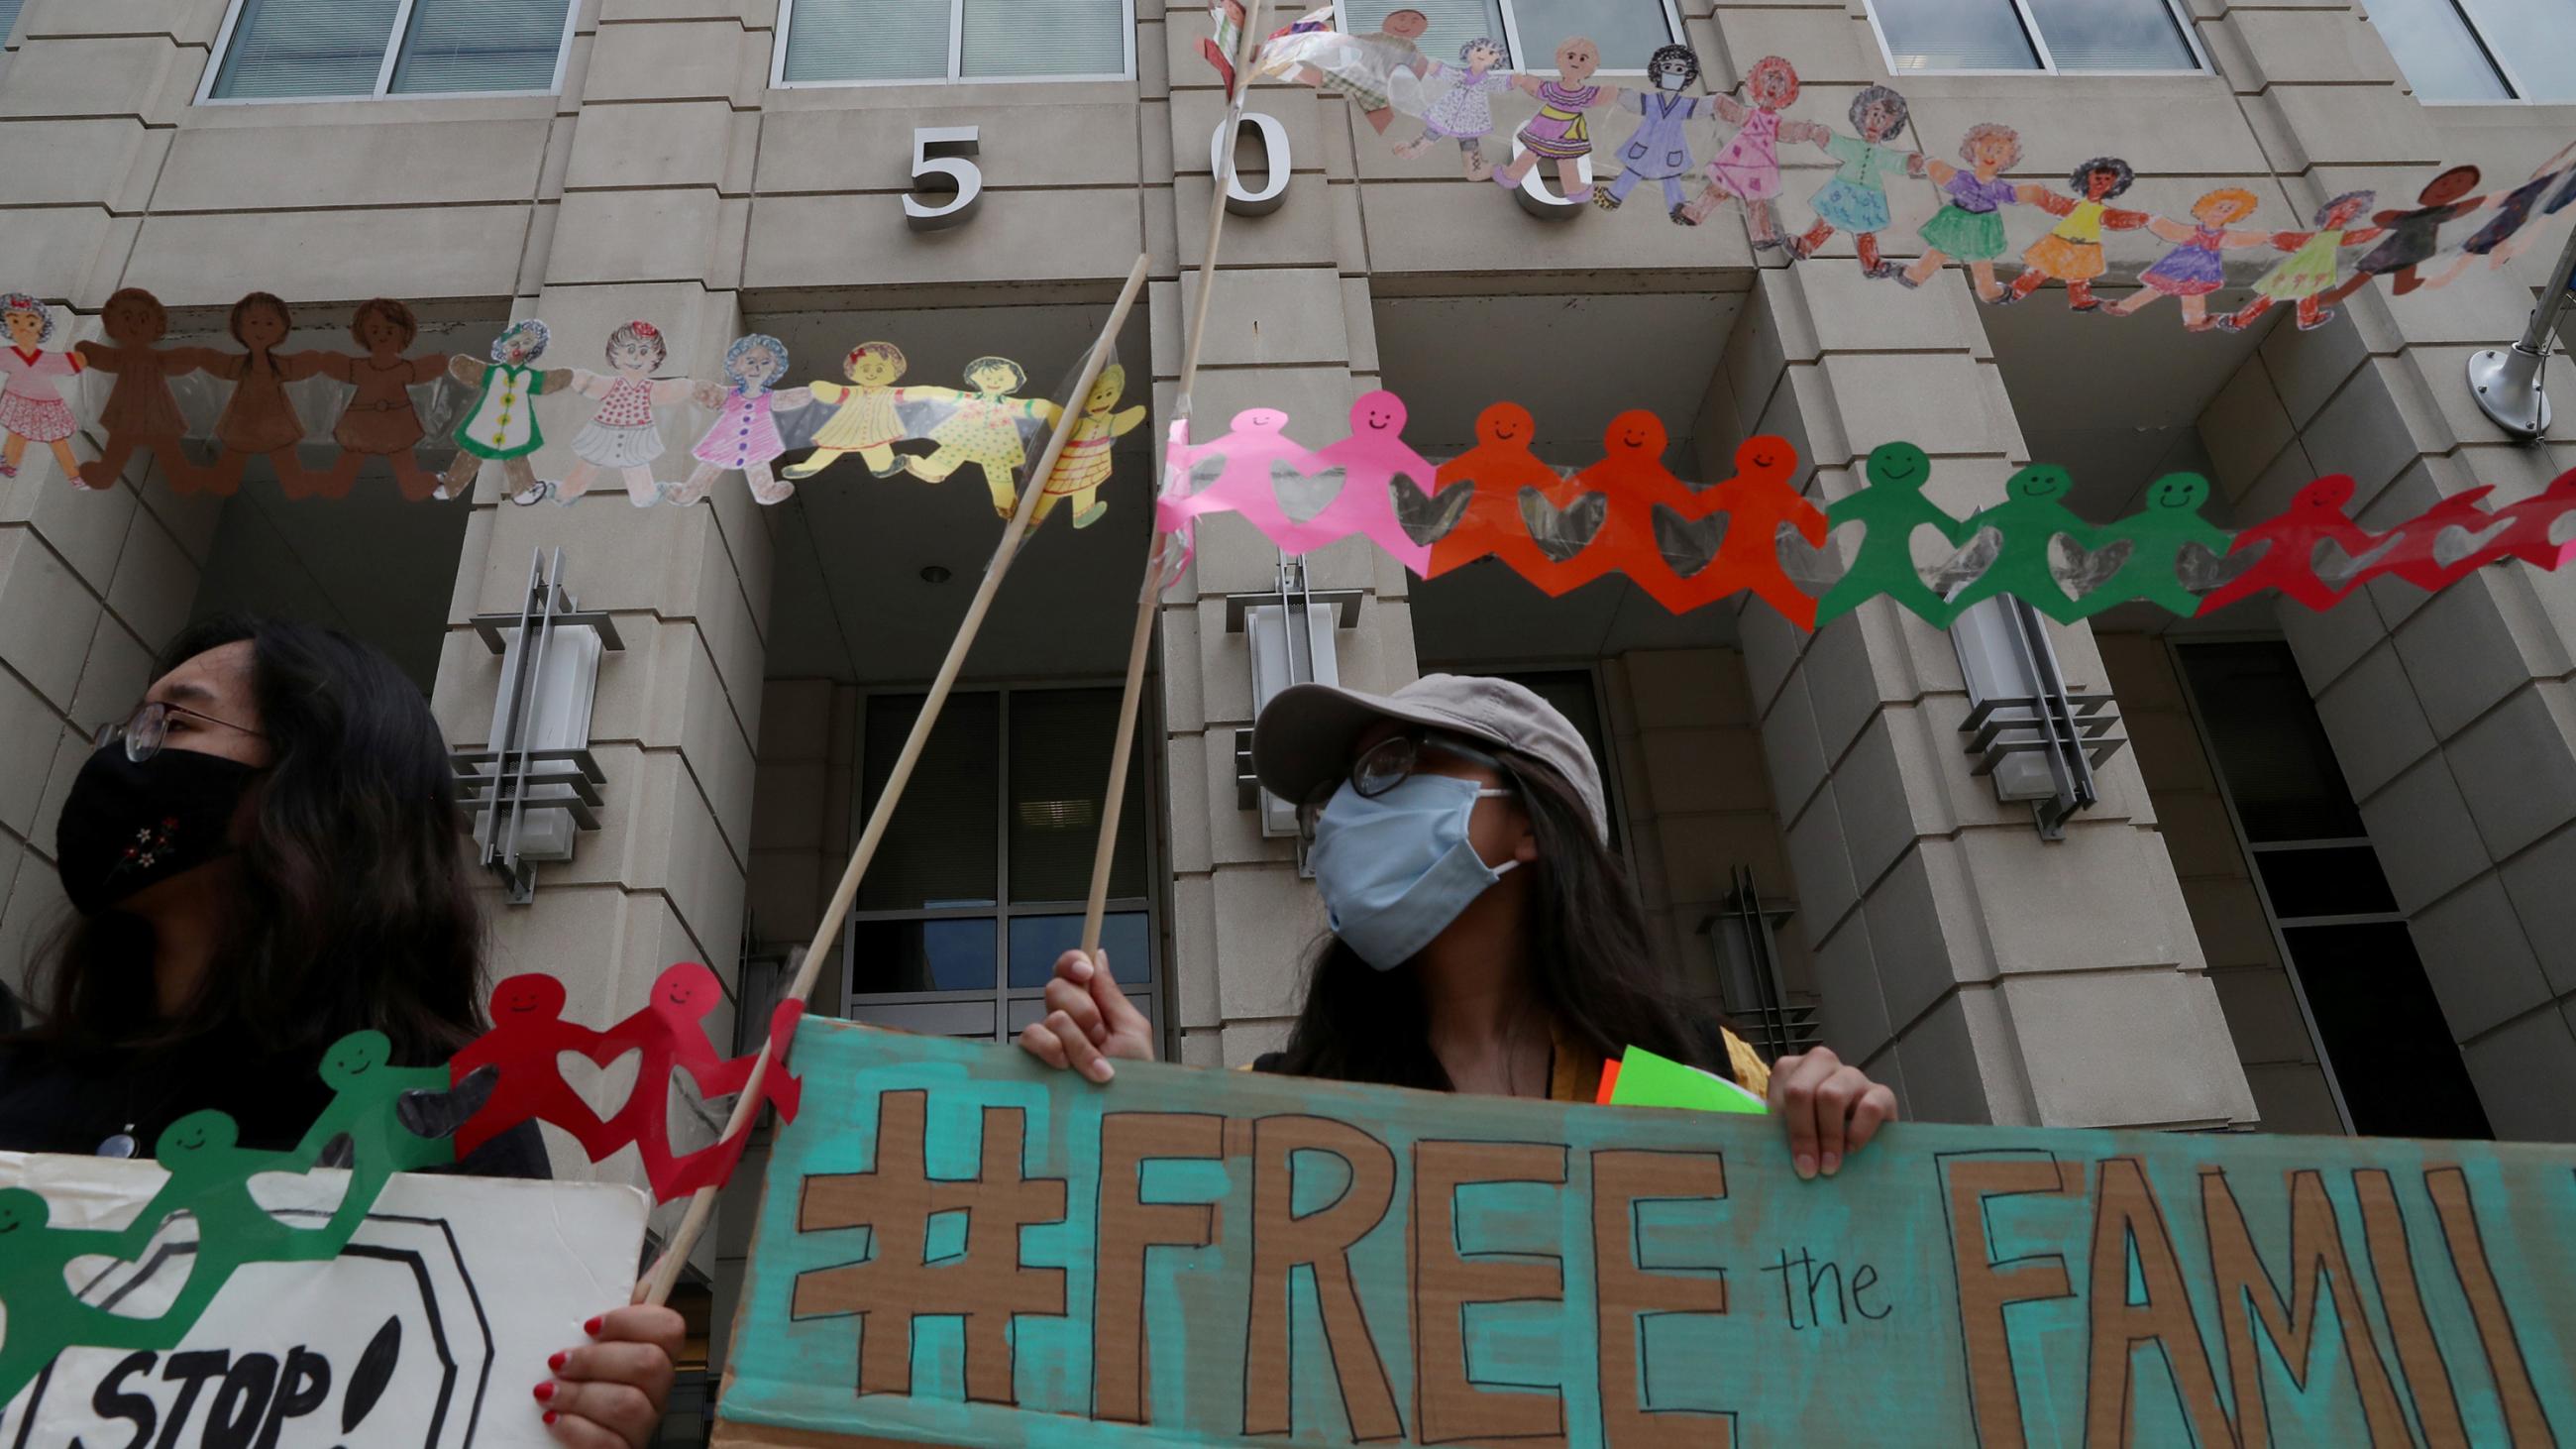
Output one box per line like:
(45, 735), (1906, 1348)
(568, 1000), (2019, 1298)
(1607, 1046), (1769, 1114)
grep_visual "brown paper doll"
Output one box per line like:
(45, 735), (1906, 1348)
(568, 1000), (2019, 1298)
(195, 291), (328, 499)
(315, 297), (449, 502)
(75, 287), (211, 493)
(440, 319), (571, 502)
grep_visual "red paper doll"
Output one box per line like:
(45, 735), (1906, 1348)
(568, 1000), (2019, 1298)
(2352, 485), (2503, 593)
(2457, 469), (2576, 575)
(2196, 474), (2392, 615)
(450, 973), (621, 1161)
(1542, 410), (1708, 611)
(1426, 402), (1581, 582)
(592, 962), (805, 1199)
(661, 997), (807, 1199)
(1673, 436), (1827, 626)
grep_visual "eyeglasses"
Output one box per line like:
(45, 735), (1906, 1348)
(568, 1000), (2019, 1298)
(93, 700), (263, 763)
(1296, 730), (1515, 840)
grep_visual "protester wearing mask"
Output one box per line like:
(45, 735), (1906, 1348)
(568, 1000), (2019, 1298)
(0, 617), (681, 1448)
(1020, 674), (1897, 1179)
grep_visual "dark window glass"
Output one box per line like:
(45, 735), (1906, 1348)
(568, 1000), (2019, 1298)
(1008, 912), (1151, 987)
(1008, 688), (1147, 904)
(849, 918), (1000, 994)
(858, 692), (1000, 911)
(2281, 923), (2492, 1140)
(2253, 846), (2399, 920)
(2177, 642), (2367, 841)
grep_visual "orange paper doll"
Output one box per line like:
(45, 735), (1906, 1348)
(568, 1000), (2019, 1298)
(1426, 401), (1580, 581)
(315, 297), (450, 501)
(1538, 410), (1709, 610)
(75, 287), (210, 493)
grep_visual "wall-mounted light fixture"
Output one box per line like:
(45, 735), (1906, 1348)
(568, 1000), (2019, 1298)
(1948, 594), (2124, 839)
(1698, 866), (1819, 1062)
(451, 547), (621, 904)
(1228, 555), (1362, 842)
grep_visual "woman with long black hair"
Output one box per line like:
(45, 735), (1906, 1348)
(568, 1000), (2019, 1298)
(0, 615), (680, 1448)
(1020, 673), (1897, 1179)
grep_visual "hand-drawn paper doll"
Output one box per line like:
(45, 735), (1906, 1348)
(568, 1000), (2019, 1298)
(450, 972), (621, 1162)
(2323, 166), (2490, 301)
(1788, 86), (1916, 278)
(1593, 45), (1711, 220)
(441, 319), (570, 502)
(1159, 406), (1310, 566)
(1278, 390), (1449, 574)
(1814, 442), (1975, 627)
(1033, 362), (1146, 528)
(2196, 474), (2393, 615)
(1998, 159), (2151, 311)
(0, 292), (86, 486)
(1492, 37), (1622, 200)
(1539, 410), (1708, 609)
(194, 291), (334, 499)
(2066, 473), (2234, 619)
(2422, 143), (2576, 292)
(1941, 465), (2102, 623)
(1427, 402), (1579, 580)
(1678, 56), (1823, 247)
(673, 333), (813, 506)
(1677, 436), (1827, 627)
(2215, 191), (2383, 334)
(904, 356), (1062, 516)
(314, 297), (450, 501)
(1900, 124), (2024, 299)
(784, 341), (919, 482)
(1318, 7), (1432, 135)
(548, 320), (710, 507)
(1392, 36), (1512, 179)
(74, 287), (210, 493)
(2104, 188), (2273, 330)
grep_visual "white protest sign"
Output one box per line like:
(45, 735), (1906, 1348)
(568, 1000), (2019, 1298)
(1, 1154), (647, 1449)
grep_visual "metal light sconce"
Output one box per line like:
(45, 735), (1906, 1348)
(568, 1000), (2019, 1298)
(1947, 594), (2124, 839)
(451, 548), (620, 904)
(1228, 555), (1362, 841)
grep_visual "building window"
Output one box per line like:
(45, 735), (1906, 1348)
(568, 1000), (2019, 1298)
(838, 686), (1162, 1044)
(1866, 0), (2205, 73)
(202, 0), (577, 102)
(2174, 640), (2491, 1141)
(1338, 1), (1681, 72)
(777, 0), (1134, 86)
(2362, 0), (2572, 101)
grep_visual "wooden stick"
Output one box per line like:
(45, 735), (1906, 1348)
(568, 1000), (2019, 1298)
(1078, 0), (1269, 957)
(641, 252), (1151, 1304)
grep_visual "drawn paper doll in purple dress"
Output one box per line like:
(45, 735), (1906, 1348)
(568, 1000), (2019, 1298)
(1788, 86), (1916, 278)
(2216, 191), (2384, 333)
(1593, 46), (1711, 221)
(1393, 36), (1512, 180)
(673, 333), (813, 506)
(1900, 124), (2024, 299)
(542, 321), (717, 507)
(1679, 56), (1824, 249)
(2105, 188), (2272, 330)
(1492, 37), (1621, 199)
(0, 292), (87, 486)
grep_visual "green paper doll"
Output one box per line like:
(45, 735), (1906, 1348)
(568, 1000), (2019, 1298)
(130, 1110), (341, 1327)
(2066, 473), (2235, 619)
(1942, 465), (2100, 624)
(295, 1030), (457, 1179)
(0, 1187), (169, 1405)
(1814, 442), (1973, 626)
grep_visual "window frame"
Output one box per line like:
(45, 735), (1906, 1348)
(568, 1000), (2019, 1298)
(835, 681), (1168, 1049)
(2378, 0), (2556, 105)
(1330, 0), (1689, 77)
(771, 0), (1139, 91)
(1859, 0), (2212, 79)
(194, 0), (581, 106)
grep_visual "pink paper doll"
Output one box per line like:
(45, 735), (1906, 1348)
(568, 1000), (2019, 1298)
(2215, 191), (2384, 334)
(196, 291), (330, 499)
(1279, 390), (1448, 576)
(1900, 124), (2025, 299)
(671, 333), (813, 506)
(75, 287), (210, 493)
(2105, 188), (2273, 330)
(1998, 158), (2152, 311)
(315, 297), (450, 501)
(1787, 85), (1917, 278)
(1393, 36), (1512, 180)
(1678, 56), (1824, 247)
(0, 292), (88, 485)
(1158, 406), (1310, 577)
(1492, 37), (1622, 200)
(539, 320), (716, 507)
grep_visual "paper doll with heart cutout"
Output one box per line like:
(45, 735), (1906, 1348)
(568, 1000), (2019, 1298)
(1674, 436), (1827, 626)
(1277, 390), (1449, 575)
(659, 997), (808, 1200)
(2196, 474), (2393, 615)
(590, 963), (806, 1200)
(2358, 485), (2508, 593)
(1537, 410), (1711, 611)
(450, 973), (623, 1162)
(1158, 407), (1310, 582)
(0, 1186), (178, 1403)
(2065, 473), (2234, 619)
(1940, 465), (2103, 623)
(1427, 402), (1584, 581)
(74, 287), (213, 494)
(1815, 442), (1975, 626)
(296, 1029), (458, 1179)
(2467, 469), (2576, 574)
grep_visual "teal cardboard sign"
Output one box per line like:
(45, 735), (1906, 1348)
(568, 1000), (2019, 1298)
(716, 1019), (2576, 1447)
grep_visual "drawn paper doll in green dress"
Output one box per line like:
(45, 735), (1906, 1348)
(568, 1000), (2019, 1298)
(1815, 442), (1974, 626)
(2066, 473), (2234, 619)
(902, 356), (1063, 517)
(1788, 86), (1916, 279)
(441, 319), (572, 502)
(2215, 191), (2383, 334)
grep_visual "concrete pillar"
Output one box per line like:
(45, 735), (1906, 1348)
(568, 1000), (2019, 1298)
(1155, 3), (1420, 1067)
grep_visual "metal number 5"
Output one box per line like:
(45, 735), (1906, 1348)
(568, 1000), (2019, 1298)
(906, 125), (984, 231)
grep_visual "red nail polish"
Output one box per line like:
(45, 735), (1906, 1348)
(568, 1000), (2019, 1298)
(543, 1411), (558, 1426)
(548, 1351), (568, 1371)
(583, 1315), (602, 1336)
(533, 1382), (556, 1402)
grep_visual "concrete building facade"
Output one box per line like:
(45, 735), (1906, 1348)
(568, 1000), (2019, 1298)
(1, 0), (2571, 1433)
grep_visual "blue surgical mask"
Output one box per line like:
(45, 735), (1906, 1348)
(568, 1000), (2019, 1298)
(1308, 773), (1517, 970)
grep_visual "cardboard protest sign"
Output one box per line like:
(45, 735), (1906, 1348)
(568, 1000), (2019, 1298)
(715, 1019), (2576, 1447)
(0, 1154), (647, 1448)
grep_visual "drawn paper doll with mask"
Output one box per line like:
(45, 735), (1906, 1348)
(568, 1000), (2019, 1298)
(442, 318), (572, 502)
(1593, 45), (1712, 222)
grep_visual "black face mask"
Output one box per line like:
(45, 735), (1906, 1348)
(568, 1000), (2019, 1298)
(55, 745), (262, 916)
